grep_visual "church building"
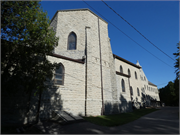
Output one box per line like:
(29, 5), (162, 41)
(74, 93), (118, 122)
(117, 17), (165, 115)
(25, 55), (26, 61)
(30, 8), (160, 120)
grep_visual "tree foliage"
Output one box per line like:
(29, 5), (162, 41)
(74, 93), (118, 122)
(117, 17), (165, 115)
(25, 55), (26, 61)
(159, 43), (179, 106)
(1, 1), (59, 95)
(159, 80), (178, 106)
(173, 42), (179, 79)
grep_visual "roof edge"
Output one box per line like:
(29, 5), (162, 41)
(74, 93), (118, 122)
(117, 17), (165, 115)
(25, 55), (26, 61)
(148, 81), (157, 87)
(113, 54), (141, 69)
(50, 8), (108, 24)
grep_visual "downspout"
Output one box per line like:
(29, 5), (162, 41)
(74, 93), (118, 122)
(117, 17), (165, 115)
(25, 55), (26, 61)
(98, 18), (104, 115)
(85, 26), (90, 116)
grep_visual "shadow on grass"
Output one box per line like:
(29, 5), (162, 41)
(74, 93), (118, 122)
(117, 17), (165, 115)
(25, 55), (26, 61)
(83, 108), (159, 127)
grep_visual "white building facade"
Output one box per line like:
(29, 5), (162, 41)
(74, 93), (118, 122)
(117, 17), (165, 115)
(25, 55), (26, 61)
(29, 9), (160, 120)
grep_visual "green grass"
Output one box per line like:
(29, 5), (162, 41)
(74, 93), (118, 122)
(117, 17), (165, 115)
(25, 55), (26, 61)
(83, 108), (159, 127)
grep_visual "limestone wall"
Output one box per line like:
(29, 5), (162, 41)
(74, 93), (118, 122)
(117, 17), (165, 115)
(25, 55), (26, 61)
(116, 74), (132, 112)
(48, 9), (119, 116)
(115, 57), (160, 109)
(44, 56), (85, 116)
(53, 10), (88, 59)
(138, 68), (149, 105)
(44, 9), (160, 117)
(139, 68), (160, 106)
(146, 85), (160, 101)
(114, 58), (142, 108)
(85, 12), (102, 116)
(50, 12), (58, 33)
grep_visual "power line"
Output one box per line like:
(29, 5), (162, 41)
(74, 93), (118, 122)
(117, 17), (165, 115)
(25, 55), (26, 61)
(82, 0), (174, 69)
(101, 0), (175, 62)
(157, 82), (169, 86)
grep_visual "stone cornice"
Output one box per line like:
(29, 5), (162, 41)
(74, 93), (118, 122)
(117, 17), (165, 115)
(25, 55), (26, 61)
(116, 71), (130, 78)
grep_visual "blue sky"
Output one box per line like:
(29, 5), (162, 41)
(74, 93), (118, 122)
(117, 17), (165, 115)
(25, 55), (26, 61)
(41, 1), (179, 89)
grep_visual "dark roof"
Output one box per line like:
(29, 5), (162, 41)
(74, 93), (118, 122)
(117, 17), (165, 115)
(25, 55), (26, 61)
(113, 54), (141, 69)
(50, 8), (108, 24)
(48, 53), (84, 64)
(148, 81), (157, 87)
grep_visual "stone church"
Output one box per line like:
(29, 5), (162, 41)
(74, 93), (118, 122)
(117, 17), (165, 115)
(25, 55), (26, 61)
(29, 8), (160, 121)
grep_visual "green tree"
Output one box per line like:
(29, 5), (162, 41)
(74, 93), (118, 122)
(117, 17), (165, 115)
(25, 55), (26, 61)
(159, 81), (174, 106)
(1, 1), (59, 95)
(173, 42), (179, 79)
(173, 42), (179, 106)
(158, 43), (179, 106)
(159, 80), (179, 106)
(173, 78), (179, 106)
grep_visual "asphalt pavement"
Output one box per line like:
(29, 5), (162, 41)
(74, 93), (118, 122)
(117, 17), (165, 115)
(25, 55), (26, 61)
(29, 106), (179, 134)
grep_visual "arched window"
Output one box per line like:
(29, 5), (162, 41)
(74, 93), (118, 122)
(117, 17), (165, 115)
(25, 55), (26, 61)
(128, 69), (131, 76)
(130, 86), (133, 96)
(54, 64), (64, 85)
(144, 76), (146, 81)
(135, 71), (137, 79)
(137, 88), (140, 96)
(120, 65), (123, 73)
(121, 79), (125, 92)
(67, 32), (77, 50)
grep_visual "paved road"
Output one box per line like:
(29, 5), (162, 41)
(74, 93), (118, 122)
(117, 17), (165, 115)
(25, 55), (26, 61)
(34, 106), (179, 134)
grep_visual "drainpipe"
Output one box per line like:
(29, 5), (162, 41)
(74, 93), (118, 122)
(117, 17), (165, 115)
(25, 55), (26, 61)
(85, 26), (90, 116)
(98, 18), (104, 116)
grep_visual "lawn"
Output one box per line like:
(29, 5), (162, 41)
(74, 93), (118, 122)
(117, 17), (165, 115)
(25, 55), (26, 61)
(83, 108), (159, 127)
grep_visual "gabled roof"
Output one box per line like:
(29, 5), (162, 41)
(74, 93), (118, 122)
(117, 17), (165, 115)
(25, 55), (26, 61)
(113, 54), (141, 69)
(148, 81), (157, 87)
(50, 8), (108, 24)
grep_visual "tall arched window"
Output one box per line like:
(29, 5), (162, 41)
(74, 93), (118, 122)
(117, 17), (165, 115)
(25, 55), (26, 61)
(130, 86), (133, 96)
(67, 32), (77, 50)
(54, 64), (64, 85)
(135, 71), (137, 79)
(120, 65), (123, 73)
(137, 88), (140, 96)
(121, 79), (125, 92)
(128, 69), (131, 76)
